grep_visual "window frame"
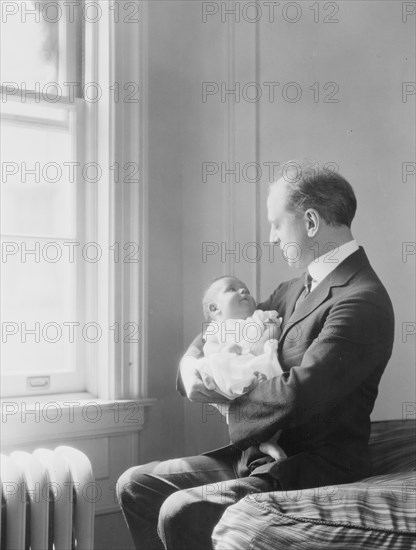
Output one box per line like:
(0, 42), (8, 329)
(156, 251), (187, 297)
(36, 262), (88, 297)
(0, 0), (149, 406)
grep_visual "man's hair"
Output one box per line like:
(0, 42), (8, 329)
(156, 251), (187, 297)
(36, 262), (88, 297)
(202, 275), (240, 321)
(272, 160), (357, 228)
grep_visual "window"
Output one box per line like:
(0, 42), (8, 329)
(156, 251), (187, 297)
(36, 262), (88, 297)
(1, 1), (146, 402)
(1, 1), (86, 397)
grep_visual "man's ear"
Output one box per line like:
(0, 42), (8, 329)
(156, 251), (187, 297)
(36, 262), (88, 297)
(304, 208), (319, 237)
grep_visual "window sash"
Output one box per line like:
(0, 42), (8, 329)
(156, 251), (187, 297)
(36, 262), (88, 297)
(0, 94), (88, 397)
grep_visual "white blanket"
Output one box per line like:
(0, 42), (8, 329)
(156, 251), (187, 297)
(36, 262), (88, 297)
(198, 311), (283, 399)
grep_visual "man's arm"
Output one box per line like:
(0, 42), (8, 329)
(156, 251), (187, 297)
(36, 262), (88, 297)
(185, 332), (204, 359)
(227, 292), (394, 448)
(256, 282), (287, 312)
(176, 333), (231, 403)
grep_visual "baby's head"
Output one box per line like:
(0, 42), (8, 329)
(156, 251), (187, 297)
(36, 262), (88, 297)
(202, 275), (256, 322)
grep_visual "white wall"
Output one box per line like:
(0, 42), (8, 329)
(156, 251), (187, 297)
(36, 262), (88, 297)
(94, 2), (415, 547)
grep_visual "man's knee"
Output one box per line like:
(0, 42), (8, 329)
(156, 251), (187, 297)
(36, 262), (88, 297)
(116, 466), (136, 507)
(116, 461), (160, 508)
(157, 489), (199, 544)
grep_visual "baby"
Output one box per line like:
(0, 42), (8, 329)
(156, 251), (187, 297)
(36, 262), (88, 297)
(200, 276), (282, 398)
(196, 275), (287, 461)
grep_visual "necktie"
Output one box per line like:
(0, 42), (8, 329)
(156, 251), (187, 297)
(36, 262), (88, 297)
(294, 272), (313, 310)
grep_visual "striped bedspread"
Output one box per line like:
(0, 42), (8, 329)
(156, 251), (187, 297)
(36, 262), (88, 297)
(213, 420), (416, 550)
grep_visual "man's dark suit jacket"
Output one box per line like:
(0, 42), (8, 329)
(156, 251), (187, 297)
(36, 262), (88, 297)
(179, 247), (395, 491)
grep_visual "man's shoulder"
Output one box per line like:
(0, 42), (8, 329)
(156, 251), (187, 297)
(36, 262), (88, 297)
(340, 250), (392, 300)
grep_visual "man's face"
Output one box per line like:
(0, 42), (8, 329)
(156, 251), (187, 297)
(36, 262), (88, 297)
(267, 179), (309, 268)
(208, 277), (256, 321)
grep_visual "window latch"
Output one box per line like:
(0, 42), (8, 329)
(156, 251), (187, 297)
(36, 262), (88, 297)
(27, 376), (50, 390)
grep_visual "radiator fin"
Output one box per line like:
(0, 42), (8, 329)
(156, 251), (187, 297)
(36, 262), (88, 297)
(1, 447), (94, 550)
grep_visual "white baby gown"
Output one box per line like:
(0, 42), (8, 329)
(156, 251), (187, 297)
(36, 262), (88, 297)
(198, 310), (283, 399)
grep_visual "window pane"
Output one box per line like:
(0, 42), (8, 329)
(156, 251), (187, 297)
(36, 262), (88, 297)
(0, 0), (82, 92)
(0, 110), (77, 238)
(1, 237), (77, 374)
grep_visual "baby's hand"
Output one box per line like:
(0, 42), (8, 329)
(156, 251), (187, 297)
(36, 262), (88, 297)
(222, 343), (242, 355)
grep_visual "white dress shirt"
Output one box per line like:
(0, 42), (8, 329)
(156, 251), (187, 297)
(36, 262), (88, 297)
(308, 239), (359, 291)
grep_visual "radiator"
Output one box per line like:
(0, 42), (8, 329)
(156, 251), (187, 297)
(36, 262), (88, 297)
(1, 446), (94, 550)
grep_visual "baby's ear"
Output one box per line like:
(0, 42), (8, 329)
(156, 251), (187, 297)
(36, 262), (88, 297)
(209, 303), (220, 318)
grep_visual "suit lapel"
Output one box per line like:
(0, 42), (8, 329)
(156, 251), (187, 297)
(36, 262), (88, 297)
(280, 247), (369, 342)
(284, 277), (306, 319)
(281, 280), (331, 340)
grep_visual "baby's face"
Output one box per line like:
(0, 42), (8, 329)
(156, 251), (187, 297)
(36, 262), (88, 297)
(208, 277), (256, 321)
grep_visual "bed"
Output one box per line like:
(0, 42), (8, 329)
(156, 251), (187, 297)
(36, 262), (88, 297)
(213, 420), (416, 549)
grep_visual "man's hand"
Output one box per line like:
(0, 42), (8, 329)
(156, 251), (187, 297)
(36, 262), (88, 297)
(180, 357), (230, 403)
(253, 371), (267, 384)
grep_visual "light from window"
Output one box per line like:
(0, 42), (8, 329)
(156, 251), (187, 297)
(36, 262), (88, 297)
(1, 1), (85, 397)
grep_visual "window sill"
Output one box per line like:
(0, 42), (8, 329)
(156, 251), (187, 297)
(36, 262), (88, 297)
(1, 394), (156, 448)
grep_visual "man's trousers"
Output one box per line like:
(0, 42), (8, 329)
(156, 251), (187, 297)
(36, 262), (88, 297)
(116, 450), (279, 550)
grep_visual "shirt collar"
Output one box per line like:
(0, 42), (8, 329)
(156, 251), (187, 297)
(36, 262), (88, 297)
(308, 239), (359, 288)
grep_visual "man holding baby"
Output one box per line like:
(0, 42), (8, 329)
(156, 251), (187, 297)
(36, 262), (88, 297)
(117, 160), (394, 550)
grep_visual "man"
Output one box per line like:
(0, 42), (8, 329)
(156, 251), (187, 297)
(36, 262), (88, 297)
(117, 161), (394, 550)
